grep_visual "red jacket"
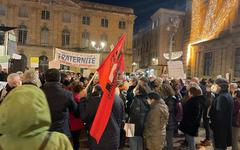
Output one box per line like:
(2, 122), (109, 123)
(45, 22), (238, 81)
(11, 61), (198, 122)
(69, 93), (84, 131)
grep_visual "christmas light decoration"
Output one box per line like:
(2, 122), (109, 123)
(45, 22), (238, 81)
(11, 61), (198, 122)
(187, 0), (238, 65)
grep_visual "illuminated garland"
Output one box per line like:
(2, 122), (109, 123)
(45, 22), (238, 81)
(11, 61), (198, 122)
(187, 0), (238, 65)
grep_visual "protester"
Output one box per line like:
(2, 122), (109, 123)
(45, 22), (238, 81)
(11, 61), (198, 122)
(143, 92), (169, 150)
(128, 77), (151, 150)
(179, 86), (203, 150)
(69, 81), (85, 150)
(229, 83), (238, 97)
(232, 90), (240, 150)
(126, 77), (138, 114)
(22, 70), (41, 87)
(41, 68), (78, 138)
(160, 83), (178, 150)
(0, 73), (22, 103)
(209, 78), (233, 150)
(0, 65), (7, 81)
(201, 81), (215, 146)
(0, 85), (73, 149)
(79, 85), (124, 150)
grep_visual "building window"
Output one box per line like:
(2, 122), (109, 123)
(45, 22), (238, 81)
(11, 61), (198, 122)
(41, 10), (50, 20)
(82, 31), (89, 48)
(82, 16), (90, 25)
(19, 6), (28, 17)
(40, 27), (49, 46)
(62, 29), (70, 46)
(234, 48), (240, 77)
(63, 13), (71, 23)
(101, 18), (108, 28)
(119, 21), (126, 29)
(203, 52), (213, 76)
(0, 31), (4, 45)
(18, 25), (28, 44)
(0, 4), (7, 16)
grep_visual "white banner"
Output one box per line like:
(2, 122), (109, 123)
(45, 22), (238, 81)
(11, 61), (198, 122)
(54, 48), (100, 69)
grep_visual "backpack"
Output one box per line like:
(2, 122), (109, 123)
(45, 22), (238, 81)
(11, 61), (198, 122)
(174, 96), (183, 122)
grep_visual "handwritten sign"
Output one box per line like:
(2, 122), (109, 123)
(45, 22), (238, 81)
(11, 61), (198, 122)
(167, 61), (186, 79)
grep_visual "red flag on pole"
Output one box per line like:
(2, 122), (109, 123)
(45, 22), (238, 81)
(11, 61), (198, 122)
(90, 34), (126, 143)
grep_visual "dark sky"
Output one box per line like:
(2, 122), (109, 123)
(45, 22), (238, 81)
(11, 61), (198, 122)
(85, 0), (186, 32)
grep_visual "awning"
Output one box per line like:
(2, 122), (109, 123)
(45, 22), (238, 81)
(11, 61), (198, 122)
(0, 26), (17, 32)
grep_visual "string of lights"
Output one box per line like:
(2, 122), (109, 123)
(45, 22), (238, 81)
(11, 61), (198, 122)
(187, 0), (238, 66)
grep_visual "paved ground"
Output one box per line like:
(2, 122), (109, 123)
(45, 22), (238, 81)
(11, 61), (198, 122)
(79, 128), (232, 150)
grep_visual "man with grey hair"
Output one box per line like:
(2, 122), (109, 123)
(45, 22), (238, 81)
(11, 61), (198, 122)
(0, 73), (22, 104)
(22, 70), (41, 87)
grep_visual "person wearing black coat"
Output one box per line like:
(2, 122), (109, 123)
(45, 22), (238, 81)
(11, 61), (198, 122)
(41, 69), (78, 138)
(179, 86), (203, 150)
(79, 85), (124, 150)
(128, 77), (151, 150)
(209, 78), (233, 150)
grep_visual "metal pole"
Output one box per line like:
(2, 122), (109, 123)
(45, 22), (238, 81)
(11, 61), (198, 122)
(169, 33), (173, 62)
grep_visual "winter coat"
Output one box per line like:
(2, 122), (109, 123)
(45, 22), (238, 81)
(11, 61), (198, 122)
(126, 85), (136, 114)
(69, 93), (84, 131)
(179, 96), (203, 136)
(41, 82), (78, 137)
(128, 94), (150, 136)
(79, 94), (124, 150)
(164, 96), (178, 130)
(0, 85), (73, 150)
(209, 91), (233, 149)
(143, 100), (169, 150)
(233, 98), (240, 127)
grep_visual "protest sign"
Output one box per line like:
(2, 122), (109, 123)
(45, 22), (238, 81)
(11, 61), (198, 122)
(167, 61), (186, 79)
(30, 57), (39, 68)
(54, 48), (100, 69)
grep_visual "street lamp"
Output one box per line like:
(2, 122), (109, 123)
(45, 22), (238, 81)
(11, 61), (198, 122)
(132, 62), (137, 72)
(166, 16), (181, 61)
(91, 41), (106, 51)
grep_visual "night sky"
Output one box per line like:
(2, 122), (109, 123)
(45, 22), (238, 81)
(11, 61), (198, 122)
(85, 0), (186, 32)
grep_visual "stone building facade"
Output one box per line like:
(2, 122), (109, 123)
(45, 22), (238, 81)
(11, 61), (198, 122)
(133, 8), (185, 75)
(0, 0), (135, 72)
(184, 0), (240, 80)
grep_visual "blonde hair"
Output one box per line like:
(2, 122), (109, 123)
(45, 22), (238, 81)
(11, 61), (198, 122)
(23, 70), (41, 87)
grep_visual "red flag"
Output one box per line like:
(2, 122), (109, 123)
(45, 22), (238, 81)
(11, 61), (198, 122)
(90, 34), (126, 143)
(119, 54), (125, 74)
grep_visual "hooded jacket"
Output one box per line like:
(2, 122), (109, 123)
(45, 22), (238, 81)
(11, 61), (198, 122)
(0, 85), (73, 150)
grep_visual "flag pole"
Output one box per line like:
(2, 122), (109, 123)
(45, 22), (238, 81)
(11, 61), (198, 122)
(84, 71), (98, 91)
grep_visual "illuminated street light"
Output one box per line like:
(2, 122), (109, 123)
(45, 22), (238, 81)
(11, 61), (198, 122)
(91, 41), (106, 51)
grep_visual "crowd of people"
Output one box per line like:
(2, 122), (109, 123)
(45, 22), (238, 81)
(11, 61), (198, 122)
(0, 66), (239, 150)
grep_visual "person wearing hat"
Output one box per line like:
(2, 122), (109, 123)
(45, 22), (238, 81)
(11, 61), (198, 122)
(143, 92), (169, 150)
(209, 78), (234, 150)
